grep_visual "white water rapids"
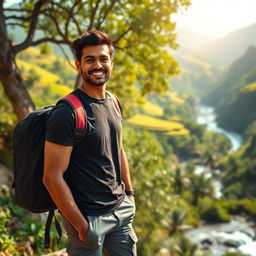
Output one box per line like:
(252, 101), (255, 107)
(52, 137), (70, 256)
(186, 105), (256, 256)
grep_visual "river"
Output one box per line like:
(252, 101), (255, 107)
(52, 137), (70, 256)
(196, 105), (243, 151)
(185, 105), (256, 256)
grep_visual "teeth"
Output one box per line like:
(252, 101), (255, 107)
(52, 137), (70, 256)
(93, 72), (104, 75)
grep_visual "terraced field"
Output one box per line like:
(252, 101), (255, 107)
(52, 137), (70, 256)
(125, 114), (189, 136)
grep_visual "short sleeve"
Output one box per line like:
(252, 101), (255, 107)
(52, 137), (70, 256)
(46, 103), (76, 146)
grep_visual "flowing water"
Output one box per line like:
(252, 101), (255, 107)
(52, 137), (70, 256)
(185, 105), (256, 256)
(196, 105), (243, 151)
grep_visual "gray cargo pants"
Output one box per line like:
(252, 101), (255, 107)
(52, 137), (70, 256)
(61, 195), (138, 256)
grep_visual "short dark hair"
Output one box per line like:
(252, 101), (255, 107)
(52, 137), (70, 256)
(71, 30), (114, 62)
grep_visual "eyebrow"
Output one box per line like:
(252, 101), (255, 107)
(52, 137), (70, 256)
(83, 55), (109, 60)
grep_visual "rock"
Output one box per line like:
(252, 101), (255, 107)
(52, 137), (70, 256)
(201, 238), (213, 245)
(0, 164), (13, 188)
(42, 248), (67, 256)
(223, 239), (240, 248)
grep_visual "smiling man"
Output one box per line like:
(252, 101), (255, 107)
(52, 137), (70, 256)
(43, 30), (137, 256)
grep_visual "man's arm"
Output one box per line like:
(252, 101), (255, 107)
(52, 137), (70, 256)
(120, 140), (134, 199)
(43, 141), (88, 240)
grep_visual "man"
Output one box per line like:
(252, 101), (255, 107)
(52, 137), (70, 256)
(43, 30), (137, 256)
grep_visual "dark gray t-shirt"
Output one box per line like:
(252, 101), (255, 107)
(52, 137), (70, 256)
(46, 89), (125, 216)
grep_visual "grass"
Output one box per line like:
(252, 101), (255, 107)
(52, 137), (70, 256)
(241, 82), (256, 93)
(163, 91), (185, 104)
(141, 101), (164, 117)
(17, 47), (76, 75)
(125, 114), (189, 136)
(17, 59), (60, 85)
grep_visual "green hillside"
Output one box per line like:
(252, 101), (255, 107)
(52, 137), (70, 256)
(171, 50), (219, 97)
(204, 46), (256, 134)
(221, 132), (256, 198)
(204, 46), (256, 107)
(16, 50), (74, 107)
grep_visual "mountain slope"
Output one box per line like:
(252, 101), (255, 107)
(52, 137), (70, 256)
(171, 50), (220, 96)
(203, 46), (256, 134)
(203, 46), (256, 107)
(198, 23), (256, 67)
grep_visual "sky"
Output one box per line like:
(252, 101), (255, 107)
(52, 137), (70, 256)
(173, 0), (256, 38)
(5, 0), (256, 39)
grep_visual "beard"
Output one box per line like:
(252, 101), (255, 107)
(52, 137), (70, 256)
(81, 68), (110, 87)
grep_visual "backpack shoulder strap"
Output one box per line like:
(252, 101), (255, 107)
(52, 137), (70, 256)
(106, 91), (122, 115)
(60, 93), (87, 141)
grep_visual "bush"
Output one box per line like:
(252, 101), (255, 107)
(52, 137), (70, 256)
(223, 199), (256, 220)
(198, 199), (231, 223)
(222, 252), (249, 256)
(0, 185), (67, 255)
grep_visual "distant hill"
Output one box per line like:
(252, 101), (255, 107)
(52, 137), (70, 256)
(170, 49), (220, 96)
(176, 28), (214, 50)
(203, 46), (256, 134)
(198, 23), (256, 67)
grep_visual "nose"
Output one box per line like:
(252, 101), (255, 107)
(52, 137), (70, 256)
(94, 59), (103, 69)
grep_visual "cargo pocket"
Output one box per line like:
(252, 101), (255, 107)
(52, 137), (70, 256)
(61, 215), (81, 243)
(81, 216), (99, 250)
(128, 230), (138, 255)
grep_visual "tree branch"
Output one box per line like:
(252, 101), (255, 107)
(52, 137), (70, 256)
(88, 0), (101, 30)
(30, 37), (68, 46)
(64, 0), (81, 38)
(113, 24), (133, 45)
(7, 22), (27, 28)
(5, 15), (31, 21)
(3, 8), (32, 12)
(43, 9), (66, 39)
(58, 44), (76, 70)
(96, 0), (118, 30)
(13, 0), (50, 54)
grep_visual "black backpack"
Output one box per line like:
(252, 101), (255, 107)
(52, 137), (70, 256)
(12, 93), (87, 248)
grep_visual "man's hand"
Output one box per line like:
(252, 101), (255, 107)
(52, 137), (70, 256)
(76, 220), (89, 241)
(127, 195), (135, 202)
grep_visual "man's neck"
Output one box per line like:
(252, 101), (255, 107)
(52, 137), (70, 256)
(79, 83), (106, 99)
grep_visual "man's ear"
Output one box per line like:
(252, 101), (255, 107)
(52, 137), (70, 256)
(111, 57), (114, 68)
(75, 60), (81, 72)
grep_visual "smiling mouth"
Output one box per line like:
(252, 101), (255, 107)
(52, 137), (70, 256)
(89, 69), (106, 76)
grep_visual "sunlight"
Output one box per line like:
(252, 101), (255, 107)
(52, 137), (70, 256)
(174, 0), (256, 38)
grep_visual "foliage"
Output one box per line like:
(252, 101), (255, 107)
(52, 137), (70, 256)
(169, 235), (198, 256)
(222, 199), (256, 221)
(2, 0), (191, 120)
(204, 46), (256, 134)
(0, 209), (16, 254)
(0, 86), (16, 168)
(221, 133), (256, 199)
(17, 48), (76, 88)
(0, 185), (67, 255)
(221, 252), (249, 256)
(123, 127), (176, 255)
(168, 209), (191, 237)
(198, 198), (231, 223)
(171, 166), (190, 194)
(189, 174), (214, 206)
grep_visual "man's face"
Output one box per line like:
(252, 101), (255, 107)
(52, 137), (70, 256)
(76, 44), (114, 87)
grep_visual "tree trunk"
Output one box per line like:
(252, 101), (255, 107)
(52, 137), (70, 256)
(0, 4), (35, 120)
(74, 73), (81, 89)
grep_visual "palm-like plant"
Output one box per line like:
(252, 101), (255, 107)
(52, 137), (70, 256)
(172, 167), (190, 194)
(189, 174), (214, 206)
(168, 209), (190, 237)
(171, 235), (198, 256)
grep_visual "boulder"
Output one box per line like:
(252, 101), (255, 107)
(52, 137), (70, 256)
(0, 164), (13, 188)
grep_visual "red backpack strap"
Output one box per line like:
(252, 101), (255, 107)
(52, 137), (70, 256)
(106, 91), (122, 115)
(62, 94), (87, 141)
